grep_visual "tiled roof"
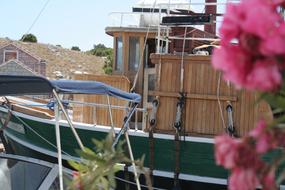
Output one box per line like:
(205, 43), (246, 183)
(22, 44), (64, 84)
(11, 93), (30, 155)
(0, 38), (105, 79)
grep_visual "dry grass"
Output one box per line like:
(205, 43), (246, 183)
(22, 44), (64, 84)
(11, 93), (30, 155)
(0, 38), (105, 79)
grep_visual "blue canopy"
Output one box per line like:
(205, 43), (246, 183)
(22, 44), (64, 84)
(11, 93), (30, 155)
(51, 80), (141, 103)
(0, 75), (141, 103)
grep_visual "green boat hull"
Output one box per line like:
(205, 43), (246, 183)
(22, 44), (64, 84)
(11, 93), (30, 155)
(0, 108), (229, 187)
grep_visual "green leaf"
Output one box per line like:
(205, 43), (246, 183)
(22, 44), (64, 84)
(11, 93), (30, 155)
(68, 130), (146, 190)
(262, 93), (285, 109)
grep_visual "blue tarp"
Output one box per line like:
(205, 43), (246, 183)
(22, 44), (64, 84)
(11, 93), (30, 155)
(51, 80), (141, 103)
(0, 75), (141, 103)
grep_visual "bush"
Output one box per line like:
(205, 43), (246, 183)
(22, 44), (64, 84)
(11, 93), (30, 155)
(103, 54), (113, 75)
(87, 43), (114, 74)
(20, 34), (37, 43)
(71, 46), (81, 51)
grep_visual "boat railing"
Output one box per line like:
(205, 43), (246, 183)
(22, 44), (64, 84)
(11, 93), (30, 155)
(67, 100), (147, 131)
(108, 12), (162, 28)
(19, 95), (147, 131)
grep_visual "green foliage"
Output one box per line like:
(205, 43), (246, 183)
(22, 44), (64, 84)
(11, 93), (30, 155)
(261, 83), (285, 126)
(87, 43), (114, 74)
(20, 33), (37, 43)
(88, 44), (113, 57)
(103, 54), (113, 75)
(68, 132), (147, 190)
(71, 46), (81, 51)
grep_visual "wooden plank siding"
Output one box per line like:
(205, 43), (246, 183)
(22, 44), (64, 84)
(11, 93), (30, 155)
(72, 74), (130, 128)
(149, 54), (273, 137)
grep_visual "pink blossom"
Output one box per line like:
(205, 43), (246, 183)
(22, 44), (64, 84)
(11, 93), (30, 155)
(270, 0), (285, 7)
(229, 168), (259, 190)
(250, 119), (277, 153)
(261, 169), (277, 190)
(214, 135), (240, 169)
(212, 0), (285, 92)
(221, 0), (281, 45)
(212, 47), (282, 91)
(234, 140), (260, 168)
(219, 4), (242, 45)
(273, 128), (285, 147)
(245, 60), (282, 91)
(250, 120), (268, 138)
(260, 23), (285, 56)
(241, 1), (281, 40)
(260, 34), (285, 56)
(212, 46), (251, 88)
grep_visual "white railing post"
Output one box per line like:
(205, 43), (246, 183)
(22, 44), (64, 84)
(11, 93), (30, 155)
(54, 102), (63, 190)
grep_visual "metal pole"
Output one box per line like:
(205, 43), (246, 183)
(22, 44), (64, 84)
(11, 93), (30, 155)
(112, 104), (141, 190)
(53, 90), (84, 150)
(125, 131), (141, 190)
(112, 104), (138, 147)
(135, 110), (138, 131)
(106, 95), (115, 137)
(165, 0), (171, 54)
(93, 106), (97, 125)
(54, 102), (63, 190)
(156, 6), (161, 53)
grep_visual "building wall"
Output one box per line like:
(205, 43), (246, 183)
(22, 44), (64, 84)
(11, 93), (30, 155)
(169, 27), (216, 54)
(0, 44), (46, 76)
(0, 61), (37, 76)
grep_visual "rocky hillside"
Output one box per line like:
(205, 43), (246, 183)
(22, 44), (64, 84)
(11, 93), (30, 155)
(0, 38), (105, 79)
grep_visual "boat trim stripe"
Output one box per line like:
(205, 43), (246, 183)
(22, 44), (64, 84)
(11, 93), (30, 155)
(0, 106), (214, 144)
(4, 130), (226, 185)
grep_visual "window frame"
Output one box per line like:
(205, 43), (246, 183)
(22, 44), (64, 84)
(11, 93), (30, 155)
(128, 36), (140, 71)
(115, 36), (123, 72)
(3, 50), (19, 62)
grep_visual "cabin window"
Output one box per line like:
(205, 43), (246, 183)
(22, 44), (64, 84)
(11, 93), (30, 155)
(4, 50), (18, 62)
(128, 37), (140, 71)
(115, 36), (123, 71)
(144, 39), (156, 68)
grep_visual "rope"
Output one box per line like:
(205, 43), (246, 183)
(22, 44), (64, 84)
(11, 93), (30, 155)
(22, 0), (51, 39)
(217, 72), (227, 130)
(172, 4), (191, 188)
(9, 109), (71, 156)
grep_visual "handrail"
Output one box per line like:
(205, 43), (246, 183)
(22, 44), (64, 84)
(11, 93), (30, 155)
(13, 97), (146, 131)
(67, 100), (146, 112)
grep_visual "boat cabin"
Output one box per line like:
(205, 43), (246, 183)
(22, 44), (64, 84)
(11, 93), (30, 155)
(3, 0), (272, 139)
(105, 0), (274, 137)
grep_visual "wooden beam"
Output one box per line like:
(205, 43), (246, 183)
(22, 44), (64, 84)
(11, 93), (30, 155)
(148, 90), (237, 101)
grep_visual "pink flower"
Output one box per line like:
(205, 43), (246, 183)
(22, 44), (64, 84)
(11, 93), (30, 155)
(241, 1), (281, 40)
(261, 169), (277, 190)
(212, 47), (282, 91)
(274, 130), (285, 147)
(215, 135), (240, 169)
(250, 120), (267, 138)
(234, 141), (260, 168)
(219, 4), (243, 45)
(245, 60), (282, 91)
(212, 0), (285, 92)
(229, 168), (259, 190)
(271, 0), (285, 7)
(260, 24), (285, 55)
(212, 46), (250, 88)
(250, 119), (277, 153)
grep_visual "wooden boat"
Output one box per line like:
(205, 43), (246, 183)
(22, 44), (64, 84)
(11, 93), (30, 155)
(0, 1), (280, 189)
(0, 74), (275, 190)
